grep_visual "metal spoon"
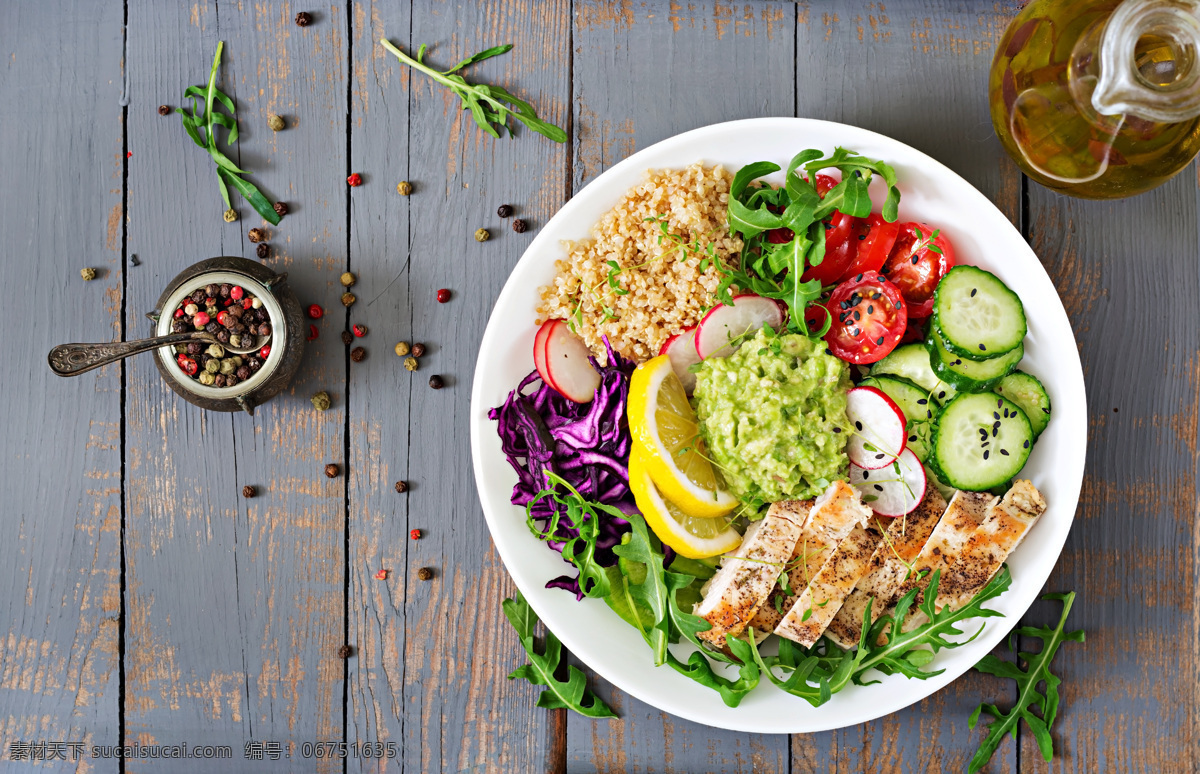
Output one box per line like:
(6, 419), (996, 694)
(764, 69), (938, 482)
(48, 330), (270, 377)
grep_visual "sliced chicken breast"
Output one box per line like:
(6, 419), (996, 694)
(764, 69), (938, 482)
(774, 523), (884, 647)
(748, 480), (871, 633)
(694, 500), (807, 647)
(825, 486), (947, 648)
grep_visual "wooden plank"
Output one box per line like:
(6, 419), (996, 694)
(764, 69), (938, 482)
(1018, 171), (1199, 772)
(347, 1), (572, 771)
(0, 2), (125, 770)
(123, 2), (347, 770)
(791, 2), (1023, 771)
(568, 2), (794, 771)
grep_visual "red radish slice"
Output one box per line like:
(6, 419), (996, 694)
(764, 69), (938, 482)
(845, 385), (907, 470)
(533, 319), (557, 390)
(660, 326), (700, 393)
(849, 448), (927, 517)
(543, 319), (602, 403)
(694, 295), (786, 360)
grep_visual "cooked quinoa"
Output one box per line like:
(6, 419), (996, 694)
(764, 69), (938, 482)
(537, 163), (743, 363)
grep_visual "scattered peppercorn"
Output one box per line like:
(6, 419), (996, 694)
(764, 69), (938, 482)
(341, 292), (356, 307)
(311, 391), (331, 411)
(324, 463), (340, 478)
(307, 304), (324, 319)
(474, 228), (490, 242)
(256, 243), (270, 259)
(429, 375), (444, 390)
(247, 228), (266, 243)
(394, 480), (408, 493)
(307, 324), (319, 341)
(411, 343), (426, 358)
(295, 11), (312, 25)
(275, 204), (290, 220)
(223, 209), (238, 222)
(497, 204), (513, 218)
(374, 569), (388, 580)
(158, 104), (170, 116)
(340, 271), (357, 287)
(352, 324), (367, 338)
(341, 330), (354, 346)
(350, 347), (365, 363)
(396, 180), (412, 196)
(242, 485), (256, 498)
(267, 114), (285, 131)
(394, 341), (410, 357)
(347, 173), (363, 187)
(337, 645), (354, 659)
(404, 357), (418, 371)
(512, 218), (528, 233)
(409, 529), (421, 540)
(436, 288), (451, 303)
(80, 267), (97, 281)
(417, 567), (434, 581)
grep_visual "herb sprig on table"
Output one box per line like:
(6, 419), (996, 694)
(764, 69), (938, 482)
(177, 41), (281, 225)
(380, 39), (567, 143)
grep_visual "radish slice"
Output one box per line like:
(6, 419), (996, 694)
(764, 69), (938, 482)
(850, 448), (927, 517)
(695, 295), (785, 360)
(533, 319), (556, 389)
(543, 319), (601, 403)
(845, 385), (907, 470)
(660, 326), (700, 393)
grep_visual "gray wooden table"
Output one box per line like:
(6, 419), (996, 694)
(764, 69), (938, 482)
(2, 1), (1196, 772)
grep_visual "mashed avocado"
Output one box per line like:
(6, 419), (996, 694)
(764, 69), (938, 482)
(693, 328), (851, 504)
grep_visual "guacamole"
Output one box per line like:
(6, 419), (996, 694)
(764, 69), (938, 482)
(693, 328), (851, 504)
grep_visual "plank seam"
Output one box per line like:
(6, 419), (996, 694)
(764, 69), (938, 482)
(343, 1), (355, 771)
(400, 3), (415, 771)
(118, 0), (130, 771)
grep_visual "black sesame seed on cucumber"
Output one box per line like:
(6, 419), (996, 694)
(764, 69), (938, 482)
(931, 392), (1034, 491)
(932, 265), (1027, 360)
(993, 370), (1052, 438)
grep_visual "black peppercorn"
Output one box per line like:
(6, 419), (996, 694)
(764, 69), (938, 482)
(324, 463), (340, 478)
(337, 644), (354, 659)
(242, 485), (256, 498)
(216, 329), (230, 344)
(206, 322), (221, 334)
(350, 347), (365, 362)
(497, 204), (512, 218)
(236, 365), (251, 380)
(429, 375), (444, 390)
(191, 289), (207, 304)
(186, 342), (202, 355)
(394, 480), (408, 493)
(226, 374), (239, 388)
(157, 104), (170, 116)
(228, 305), (243, 318)
(258, 323), (271, 337)
(295, 11), (312, 25)
(256, 243), (270, 259)
(248, 357), (262, 372)
(411, 343), (426, 358)
(273, 202), (288, 217)
(417, 567), (434, 581)
(341, 330), (353, 346)
(172, 319), (188, 333)
(512, 219), (527, 233)
(205, 284), (219, 297)
(220, 283), (231, 298)
(213, 374), (226, 388)
(247, 228), (266, 243)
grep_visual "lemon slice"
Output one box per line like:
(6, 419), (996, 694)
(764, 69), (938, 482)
(627, 355), (737, 518)
(628, 445), (743, 559)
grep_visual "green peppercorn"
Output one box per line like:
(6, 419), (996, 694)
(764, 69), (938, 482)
(340, 272), (357, 288)
(220, 359), (237, 376)
(394, 341), (410, 357)
(80, 267), (97, 281)
(223, 209), (238, 223)
(267, 114), (285, 131)
(198, 371), (217, 386)
(311, 391), (331, 412)
(404, 356), (418, 372)
(396, 181), (412, 196)
(341, 292), (356, 307)
(205, 359), (221, 374)
(417, 567), (434, 581)
(474, 228), (490, 243)
(205, 344), (226, 358)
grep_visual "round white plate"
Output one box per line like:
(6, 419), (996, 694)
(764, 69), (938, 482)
(470, 118), (1086, 733)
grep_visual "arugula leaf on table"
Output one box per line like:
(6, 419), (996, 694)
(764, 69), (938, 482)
(502, 592), (617, 719)
(967, 591), (1084, 774)
(380, 39), (566, 143)
(178, 41), (280, 224)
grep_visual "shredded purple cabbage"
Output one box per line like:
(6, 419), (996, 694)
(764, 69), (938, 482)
(488, 338), (636, 598)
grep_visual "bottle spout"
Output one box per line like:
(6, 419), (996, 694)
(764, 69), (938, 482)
(1092, 0), (1200, 122)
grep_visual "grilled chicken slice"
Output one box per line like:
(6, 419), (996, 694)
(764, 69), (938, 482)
(774, 523), (884, 646)
(825, 486), (947, 648)
(694, 501), (807, 647)
(900, 479), (1047, 631)
(748, 481), (871, 633)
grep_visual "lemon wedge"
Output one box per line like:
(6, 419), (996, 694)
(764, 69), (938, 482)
(628, 444), (743, 559)
(627, 355), (737, 518)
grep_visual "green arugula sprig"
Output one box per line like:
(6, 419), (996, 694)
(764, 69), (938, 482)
(177, 42), (280, 225)
(502, 592), (617, 718)
(967, 591), (1084, 773)
(380, 39), (566, 143)
(525, 471), (624, 600)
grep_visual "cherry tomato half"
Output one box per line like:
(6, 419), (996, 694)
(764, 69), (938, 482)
(823, 271), (908, 364)
(841, 213), (900, 282)
(881, 222), (956, 318)
(801, 175), (859, 286)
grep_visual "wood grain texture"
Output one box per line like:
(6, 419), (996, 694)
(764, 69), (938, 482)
(123, 2), (346, 770)
(568, 2), (794, 771)
(0, 2), (125, 770)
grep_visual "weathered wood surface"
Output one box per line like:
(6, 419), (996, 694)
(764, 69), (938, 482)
(1, 1), (1197, 772)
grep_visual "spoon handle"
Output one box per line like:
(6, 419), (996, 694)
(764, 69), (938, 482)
(48, 333), (201, 377)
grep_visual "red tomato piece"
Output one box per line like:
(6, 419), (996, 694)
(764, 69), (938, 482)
(881, 223), (955, 318)
(799, 174), (858, 286)
(823, 272), (908, 364)
(899, 316), (927, 345)
(841, 214), (899, 282)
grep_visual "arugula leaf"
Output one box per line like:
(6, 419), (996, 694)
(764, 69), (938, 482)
(524, 472), (618, 599)
(665, 634), (760, 708)
(727, 197), (783, 239)
(967, 591), (1084, 773)
(381, 39), (566, 143)
(803, 147), (901, 223)
(503, 592), (618, 718)
(611, 513), (671, 665)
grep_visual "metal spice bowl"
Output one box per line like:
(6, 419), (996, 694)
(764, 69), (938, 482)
(148, 257), (305, 415)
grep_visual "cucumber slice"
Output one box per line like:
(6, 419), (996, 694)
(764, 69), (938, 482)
(932, 265), (1027, 360)
(870, 343), (957, 405)
(931, 393), (1033, 491)
(905, 419), (934, 463)
(928, 331), (1023, 392)
(861, 375), (940, 424)
(993, 371), (1051, 438)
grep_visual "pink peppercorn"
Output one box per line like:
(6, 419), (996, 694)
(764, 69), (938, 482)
(230, 286), (244, 300)
(436, 288), (450, 303)
(347, 173), (363, 187)
(174, 308), (185, 318)
(259, 345), (271, 359)
(193, 311), (211, 327)
(409, 529), (421, 540)
(374, 569), (388, 580)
